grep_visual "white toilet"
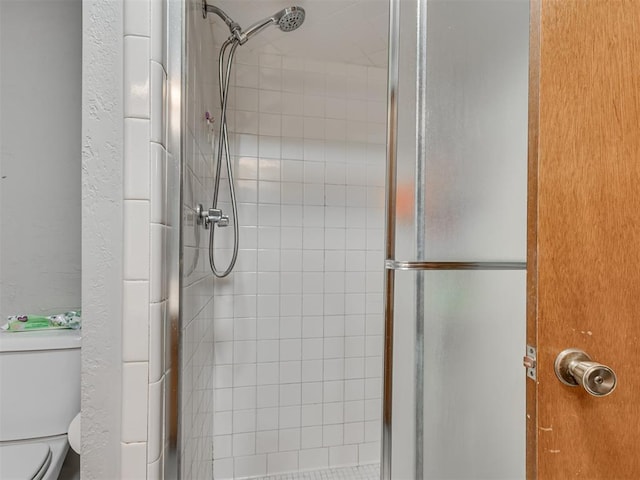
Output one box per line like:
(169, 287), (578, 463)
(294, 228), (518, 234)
(0, 329), (81, 479)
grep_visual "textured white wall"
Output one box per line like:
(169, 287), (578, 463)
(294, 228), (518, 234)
(0, 0), (81, 319)
(81, 0), (124, 477)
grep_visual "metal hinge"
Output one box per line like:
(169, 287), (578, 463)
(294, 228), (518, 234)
(523, 345), (537, 381)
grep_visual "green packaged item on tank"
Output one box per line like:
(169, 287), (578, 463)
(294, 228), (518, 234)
(1, 311), (81, 332)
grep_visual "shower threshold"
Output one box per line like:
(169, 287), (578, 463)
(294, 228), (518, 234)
(252, 463), (380, 480)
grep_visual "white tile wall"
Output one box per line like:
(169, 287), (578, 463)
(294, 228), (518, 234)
(255, 463), (380, 480)
(124, 36), (150, 118)
(123, 201), (151, 280)
(122, 362), (150, 442)
(122, 281), (150, 362)
(117, 0), (387, 477)
(121, 442), (148, 480)
(124, 0), (150, 37)
(121, 0), (172, 478)
(209, 50), (387, 477)
(124, 118), (151, 199)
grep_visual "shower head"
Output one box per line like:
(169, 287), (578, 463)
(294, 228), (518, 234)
(276, 7), (306, 32)
(203, 2), (306, 44)
(240, 6), (306, 44)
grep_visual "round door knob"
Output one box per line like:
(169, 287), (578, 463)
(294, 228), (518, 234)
(554, 348), (617, 397)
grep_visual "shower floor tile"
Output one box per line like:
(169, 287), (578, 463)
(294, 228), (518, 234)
(253, 464), (380, 480)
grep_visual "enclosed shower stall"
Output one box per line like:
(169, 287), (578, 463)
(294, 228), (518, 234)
(177, 0), (529, 478)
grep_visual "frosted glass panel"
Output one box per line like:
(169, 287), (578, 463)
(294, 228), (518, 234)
(391, 269), (526, 479)
(394, 0), (529, 262)
(422, 270), (525, 479)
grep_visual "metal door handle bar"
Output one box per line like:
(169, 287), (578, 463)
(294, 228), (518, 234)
(385, 260), (526, 270)
(554, 348), (617, 397)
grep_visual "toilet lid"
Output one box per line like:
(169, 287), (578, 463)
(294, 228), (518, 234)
(0, 443), (52, 480)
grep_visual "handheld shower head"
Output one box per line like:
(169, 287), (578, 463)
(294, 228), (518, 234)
(203, 2), (306, 44)
(239, 6), (306, 44)
(276, 7), (306, 32)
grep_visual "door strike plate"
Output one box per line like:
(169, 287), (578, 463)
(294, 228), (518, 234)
(523, 345), (537, 381)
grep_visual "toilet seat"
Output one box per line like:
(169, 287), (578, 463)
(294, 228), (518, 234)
(0, 443), (52, 480)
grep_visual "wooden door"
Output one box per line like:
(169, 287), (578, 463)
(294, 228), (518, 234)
(528, 0), (640, 478)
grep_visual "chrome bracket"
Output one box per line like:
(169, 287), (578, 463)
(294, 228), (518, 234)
(196, 203), (229, 229)
(523, 345), (537, 381)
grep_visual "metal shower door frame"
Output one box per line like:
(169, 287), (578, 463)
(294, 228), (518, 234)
(380, 1), (526, 478)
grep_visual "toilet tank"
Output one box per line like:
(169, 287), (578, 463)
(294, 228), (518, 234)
(0, 329), (81, 442)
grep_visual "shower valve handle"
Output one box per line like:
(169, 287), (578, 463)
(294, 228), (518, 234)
(218, 214), (230, 227)
(196, 204), (230, 229)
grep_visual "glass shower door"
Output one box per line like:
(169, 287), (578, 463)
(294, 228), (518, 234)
(383, 0), (530, 478)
